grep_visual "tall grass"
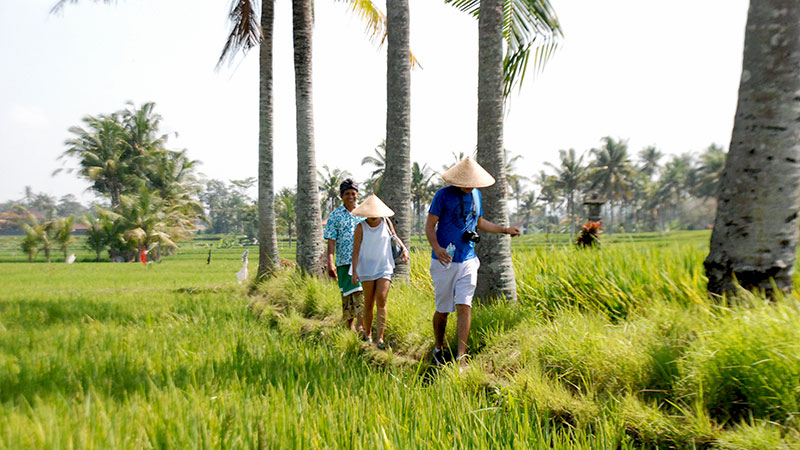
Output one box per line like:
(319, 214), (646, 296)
(3, 231), (800, 448)
(0, 246), (627, 448)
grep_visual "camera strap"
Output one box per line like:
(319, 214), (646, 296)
(458, 190), (479, 229)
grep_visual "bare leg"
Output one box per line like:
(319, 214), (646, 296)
(456, 304), (471, 362)
(433, 311), (449, 350)
(361, 280), (376, 340)
(374, 279), (391, 342)
(352, 291), (364, 334)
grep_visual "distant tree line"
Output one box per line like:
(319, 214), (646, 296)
(61, 102), (205, 261)
(0, 102), (206, 262)
(327, 137), (727, 241)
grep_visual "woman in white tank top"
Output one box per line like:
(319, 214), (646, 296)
(351, 195), (408, 349)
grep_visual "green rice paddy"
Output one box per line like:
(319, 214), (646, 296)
(1, 231), (799, 448)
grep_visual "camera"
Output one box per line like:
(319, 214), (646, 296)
(462, 230), (480, 243)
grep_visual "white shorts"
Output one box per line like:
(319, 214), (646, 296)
(429, 257), (480, 313)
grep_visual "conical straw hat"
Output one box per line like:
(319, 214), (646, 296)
(441, 156), (496, 188)
(351, 194), (395, 217)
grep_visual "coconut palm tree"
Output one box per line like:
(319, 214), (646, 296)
(218, 0), (386, 277)
(53, 216), (75, 260)
(534, 170), (559, 235)
(275, 187), (297, 249)
(504, 150), (529, 215)
(545, 148), (585, 237)
(362, 141), (387, 194)
(58, 114), (130, 209)
(704, 0), (800, 297)
(588, 137), (633, 232)
(410, 162), (436, 242)
(446, 0), (562, 95)
(217, 0), (280, 277)
(382, 0), (412, 280)
(465, 0), (560, 302)
(638, 145), (663, 180)
(318, 165), (352, 215)
(13, 206), (55, 263)
(694, 144), (726, 200)
(288, 0), (325, 273)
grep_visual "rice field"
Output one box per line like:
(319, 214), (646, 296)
(1, 231), (799, 448)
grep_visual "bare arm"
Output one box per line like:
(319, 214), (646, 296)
(351, 224), (363, 284)
(326, 239), (337, 279)
(477, 217), (520, 237)
(425, 213), (450, 265)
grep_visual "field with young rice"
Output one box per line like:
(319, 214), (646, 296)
(1, 231), (799, 448)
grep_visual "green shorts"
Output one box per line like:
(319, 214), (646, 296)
(337, 265), (362, 296)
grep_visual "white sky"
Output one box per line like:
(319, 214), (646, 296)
(0, 0), (749, 204)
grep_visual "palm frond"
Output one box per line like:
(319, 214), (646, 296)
(50, 0), (116, 15)
(217, 0), (263, 69)
(335, 0), (422, 70)
(445, 0), (562, 96)
(336, 0), (386, 46)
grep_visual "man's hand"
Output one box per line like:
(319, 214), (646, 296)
(504, 226), (521, 237)
(327, 265), (337, 279)
(400, 248), (410, 264)
(433, 245), (451, 266)
(352, 269), (360, 285)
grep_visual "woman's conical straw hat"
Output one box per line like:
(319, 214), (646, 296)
(351, 194), (395, 217)
(441, 156), (496, 188)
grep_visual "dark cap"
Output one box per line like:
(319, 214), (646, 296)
(339, 178), (359, 195)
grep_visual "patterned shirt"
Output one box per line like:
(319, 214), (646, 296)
(324, 205), (365, 266)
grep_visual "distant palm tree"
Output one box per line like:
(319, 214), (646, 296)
(362, 141), (387, 194)
(275, 187), (297, 249)
(638, 145), (663, 180)
(59, 114), (129, 209)
(654, 154), (694, 229)
(13, 206), (55, 262)
(441, 151), (475, 173)
(410, 162), (436, 242)
(504, 150), (529, 214)
(120, 102), (169, 178)
(694, 144), (726, 199)
(318, 165), (352, 215)
(546, 148), (585, 237)
(534, 170), (559, 235)
(53, 216), (75, 260)
(519, 191), (538, 234)
(589, 137), (633, 232)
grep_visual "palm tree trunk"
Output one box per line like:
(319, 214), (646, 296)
(383, 0), (412, 281)
(257, 0), (280, 279)
(704, 0), (800, 297)
(475, 0), (516, 303)
(292, 0), (324, 275)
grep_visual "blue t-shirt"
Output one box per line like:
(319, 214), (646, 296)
(428, 186), (483, 263)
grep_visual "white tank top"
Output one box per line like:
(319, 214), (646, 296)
(356, 219), (395, 280)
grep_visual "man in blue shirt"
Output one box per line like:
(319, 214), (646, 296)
(425, 157), (520, 368)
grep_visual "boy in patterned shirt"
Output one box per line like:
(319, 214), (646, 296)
(324, 179), (366, 332)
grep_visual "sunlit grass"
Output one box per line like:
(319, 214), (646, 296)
(2, 230), (800, 448)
